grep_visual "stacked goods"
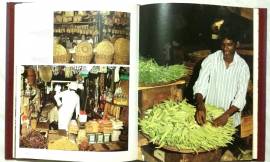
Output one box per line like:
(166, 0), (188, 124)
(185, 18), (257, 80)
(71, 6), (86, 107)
(99, 120), (113, 133)
(85, 120), (99, 133)
(139, 100), (236, 152)
(111, 119), (124, 142)
(74, 41), (93, 64)
(94, 40), (114, 64)
(114, 38), (129, 64)
(68, 120), (79, 134)
(53, 44), (71, 63)
(139, 58), (188, 86)
(111, 119), (124, 130)
(48, 137), (79, 151)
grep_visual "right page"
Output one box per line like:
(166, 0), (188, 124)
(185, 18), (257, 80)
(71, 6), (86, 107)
(138, 3), (265, 162)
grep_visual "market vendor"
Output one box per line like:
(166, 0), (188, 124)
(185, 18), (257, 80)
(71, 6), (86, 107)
(193, 26), (250, 128)
(54, 82), (80, 131)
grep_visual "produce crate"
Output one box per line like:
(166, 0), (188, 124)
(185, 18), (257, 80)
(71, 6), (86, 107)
(138, 80), (185, 118)
(141, 144), (222, 162)
(240, 115), (253, 138)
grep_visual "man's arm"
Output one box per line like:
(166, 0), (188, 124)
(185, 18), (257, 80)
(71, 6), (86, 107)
(195, 93), (206, 125)
(193, 54), (213, 125)
(213, 64), (250, 127)
(212, 105), (239, 127)
(54, 91), (64, 107)
(231, 64), (250, 111)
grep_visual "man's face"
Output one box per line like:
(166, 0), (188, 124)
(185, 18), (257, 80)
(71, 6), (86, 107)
(221, 38), (237, 63)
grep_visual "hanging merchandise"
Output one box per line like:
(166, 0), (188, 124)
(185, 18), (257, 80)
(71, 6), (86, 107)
(99, 73), (105, 93)
(99, 66), (107, 73)
(52, 66), (60, 76)
(64, 66), (74, 78)
(26, 67), (36, 86)
(38, 66), (53, 83)
(114, 66), (120, 82)
(90, 66), (100, 74)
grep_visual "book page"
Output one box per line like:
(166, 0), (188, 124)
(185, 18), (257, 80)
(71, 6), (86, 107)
(138, 3), (259, 161)
(13, 1), (139, 162)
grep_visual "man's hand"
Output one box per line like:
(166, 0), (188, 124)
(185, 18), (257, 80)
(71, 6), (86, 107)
(212, 113), (230, 127)
(195, 103), (206, 125)
(212, 105), (239, 127)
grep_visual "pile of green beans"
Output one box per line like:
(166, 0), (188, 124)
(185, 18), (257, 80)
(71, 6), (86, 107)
(139, 100), (236, 152)
(139, 57), (188, 86)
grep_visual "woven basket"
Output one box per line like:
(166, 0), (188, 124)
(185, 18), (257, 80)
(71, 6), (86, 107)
(38, 66), (53, 82)
(114, 38), (129, 64)
(53, 44), (71, 63)
(74, 41), (93, 64)
(94, 40), (114, 64)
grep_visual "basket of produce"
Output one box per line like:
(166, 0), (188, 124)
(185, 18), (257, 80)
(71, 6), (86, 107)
(74, 41), (93, 64)
(20, 130), (47, 149)
(139, 100), (236, 153)
(53, 44), (71, 63)
(189, 49), (210, 63)
(114, 38), (129, 64)
(139, 57), (188, 87)
(94, 40), (114, 64)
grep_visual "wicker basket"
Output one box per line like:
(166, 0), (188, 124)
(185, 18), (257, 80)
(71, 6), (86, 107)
(53, 44), (71, 63)
(114, 38), (129, 64)
(94, 40), (114, 64)
(74, 41), (93, 64)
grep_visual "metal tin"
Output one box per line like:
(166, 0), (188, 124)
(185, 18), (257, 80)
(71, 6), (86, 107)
(88, 133), (96, 144)
(103, 133), (111, 143)
(96, 133), (104, 143)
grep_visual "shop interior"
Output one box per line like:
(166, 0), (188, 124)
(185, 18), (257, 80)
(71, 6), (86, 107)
(19, 65), (129, 151)
(53, 11), (130, 64)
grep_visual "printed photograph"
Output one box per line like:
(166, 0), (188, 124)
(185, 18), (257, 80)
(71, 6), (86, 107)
(18, 65), (129, 151)
(53, 11), (130, 65)
(138, 3), (254, 161)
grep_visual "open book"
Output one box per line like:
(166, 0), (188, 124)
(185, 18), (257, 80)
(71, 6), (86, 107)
(5, 1), (267, 162)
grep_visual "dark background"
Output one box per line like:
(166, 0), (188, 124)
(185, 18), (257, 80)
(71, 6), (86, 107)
(139, 3), (253, 65)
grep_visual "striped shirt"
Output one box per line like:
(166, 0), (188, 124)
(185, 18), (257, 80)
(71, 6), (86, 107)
(193, 50), (250, 126)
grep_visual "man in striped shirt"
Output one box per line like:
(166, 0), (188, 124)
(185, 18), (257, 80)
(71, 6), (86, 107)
(193, 31), (250, 128)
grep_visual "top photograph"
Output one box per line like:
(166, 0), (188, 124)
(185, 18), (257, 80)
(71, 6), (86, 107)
(53, 11), (130, 65)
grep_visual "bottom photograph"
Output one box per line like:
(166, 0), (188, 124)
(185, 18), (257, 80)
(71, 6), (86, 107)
(18, 65), (129, 152)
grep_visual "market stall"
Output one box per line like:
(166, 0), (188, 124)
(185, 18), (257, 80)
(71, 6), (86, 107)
(19, 65), (129, 151)
(53, 11), (130, 64)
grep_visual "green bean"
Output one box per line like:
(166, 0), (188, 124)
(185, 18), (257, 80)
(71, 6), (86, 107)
(139, 99), (236, 152)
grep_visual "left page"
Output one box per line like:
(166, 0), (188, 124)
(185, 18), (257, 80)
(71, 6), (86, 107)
(11, 1), (139, 162)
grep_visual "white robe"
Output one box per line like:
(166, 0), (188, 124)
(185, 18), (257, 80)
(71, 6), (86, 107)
(54, 90), (80, 131)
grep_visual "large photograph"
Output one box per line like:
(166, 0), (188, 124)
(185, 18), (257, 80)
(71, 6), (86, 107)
(18, 65), (129, 152)
(53, 10), (130, 65)
(138, 3), (255, 162)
